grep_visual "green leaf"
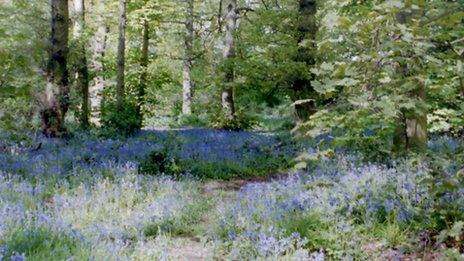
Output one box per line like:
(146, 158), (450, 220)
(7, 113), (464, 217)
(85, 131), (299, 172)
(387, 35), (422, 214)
(294, 161), (307, 170)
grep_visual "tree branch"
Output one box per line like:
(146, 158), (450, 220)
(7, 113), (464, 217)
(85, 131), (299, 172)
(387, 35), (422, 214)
(451, 37), (464, 45)
(161, 19), (186, 25)
(420, 7), (464, 26)
(236, 7), (255, 13)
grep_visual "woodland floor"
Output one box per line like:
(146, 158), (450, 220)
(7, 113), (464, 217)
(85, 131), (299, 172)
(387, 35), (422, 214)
(0, 128), (463, 260)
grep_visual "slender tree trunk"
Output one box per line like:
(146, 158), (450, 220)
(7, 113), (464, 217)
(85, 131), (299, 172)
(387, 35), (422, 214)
(138, 16), (149, 116)
(457, 59), (464, 98)
(221, 0), (237, 121)
(460, 75), (464, 98)
(116, 0), (126, 110)
(41, 0), (69, 137)
(89, 0), (108, 125)
(73, 0), (90, 128)
(182, 0), (194, 115)
(291, 0), (317, 123)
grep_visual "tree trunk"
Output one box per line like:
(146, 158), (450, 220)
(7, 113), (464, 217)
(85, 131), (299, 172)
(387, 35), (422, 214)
(291, 0), (317, 123)
(89, 0), (108, 125)
(221, 0), (237, 121)
(41, 0), (69, 137)
(73, 0), (90, 128)
(182, 0), (194, 115)
(116, 0), (126, 110)
(392, 11), (427, 154)
(393, 85), (427, 153)
(138, 16), (149, 116)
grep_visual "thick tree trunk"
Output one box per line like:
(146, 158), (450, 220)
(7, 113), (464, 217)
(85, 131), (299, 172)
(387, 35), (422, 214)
(221, 0), (237, 121)
(406, 114), (427, 151)
(392, 11), (427, 154)
(89, 0), (108, 125)
(116, 0), (126, 110)
(138, 17), (149, 115)
(393, 85), (427, 153)
(41, 0), (69, 137)
(291, 0), (317, 123)
(182, 0), (194, 115)
(73, 0), (90, 128)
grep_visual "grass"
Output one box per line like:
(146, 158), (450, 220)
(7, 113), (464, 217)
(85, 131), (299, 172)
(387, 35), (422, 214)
(175, 156), (290, 180)
(136, 130), (295, 180)
(0, 226), (89, 260)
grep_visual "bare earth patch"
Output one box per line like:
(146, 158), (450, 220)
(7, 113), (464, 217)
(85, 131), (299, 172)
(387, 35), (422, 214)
(203, 174), (287, 194)
(167, 237), (214, 260)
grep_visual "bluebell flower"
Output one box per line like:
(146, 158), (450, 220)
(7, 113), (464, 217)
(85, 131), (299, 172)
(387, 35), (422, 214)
(244, 230), (256, 240)
(10, 252), (26, 261)
(384, 200), (394, 214)
(310, 249), (325, 261)
(228, 230), (237, 240)
(403, 181), (413, 191)
(397, 209), (410, 223)
(362, 128), (375, 137)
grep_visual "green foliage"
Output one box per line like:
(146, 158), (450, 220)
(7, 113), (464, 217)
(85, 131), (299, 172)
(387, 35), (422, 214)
(429, 108), (464, 134)
(172, 114), (210, 128)
(137, 134), (291, 180)
(138, 149), (177, 175)
(0, 1), (47, 133)
(436, 221), (464, 250)
(424, 155), (464, 231)
(0, 98), (38, 142)
(279, 213), (336, 250)
(179, 159), (274, 180)
(0, 226), (89, 260)
(252, 101), (295, 132)
(295, 0), (464, 156)
(296, 107), (397, 161)
(211, 110), (258, 131)
(143, 197), (209, 237)
(100, 100), (143, 137)
(139, 152), (290, 180)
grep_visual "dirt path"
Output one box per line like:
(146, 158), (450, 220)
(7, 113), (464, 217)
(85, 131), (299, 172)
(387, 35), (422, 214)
(167, 176), (286, 260)
(203, 173), (287, 194)
(167, 237), (214, 260)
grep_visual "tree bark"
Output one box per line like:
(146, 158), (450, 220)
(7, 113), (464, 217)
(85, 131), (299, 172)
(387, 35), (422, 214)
(73, 0), (90, 128)
(89, 0), (108, 125)
(182, 0), (194, 115)
(291, 0), (317, 123)
(138, 15), (149, 116)
(393, 84), (427, 153)
(116, 0), (126, 110)
(221, 0), (237, 121)
(41, 0), (69, 137)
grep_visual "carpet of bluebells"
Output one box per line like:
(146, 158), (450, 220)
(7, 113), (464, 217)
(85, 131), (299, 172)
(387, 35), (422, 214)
(0, 129), (293, 180)
(0, 129), (463, 260)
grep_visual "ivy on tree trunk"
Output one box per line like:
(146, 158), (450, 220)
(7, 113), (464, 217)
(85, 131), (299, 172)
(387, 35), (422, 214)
(290, 0), (318, 123)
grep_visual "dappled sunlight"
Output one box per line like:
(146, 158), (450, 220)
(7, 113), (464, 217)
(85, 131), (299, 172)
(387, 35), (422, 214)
(1, 0), (463, 259)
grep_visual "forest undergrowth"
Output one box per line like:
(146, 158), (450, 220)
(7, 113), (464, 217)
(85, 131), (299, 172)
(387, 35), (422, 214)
(0, 129), (463, 260)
